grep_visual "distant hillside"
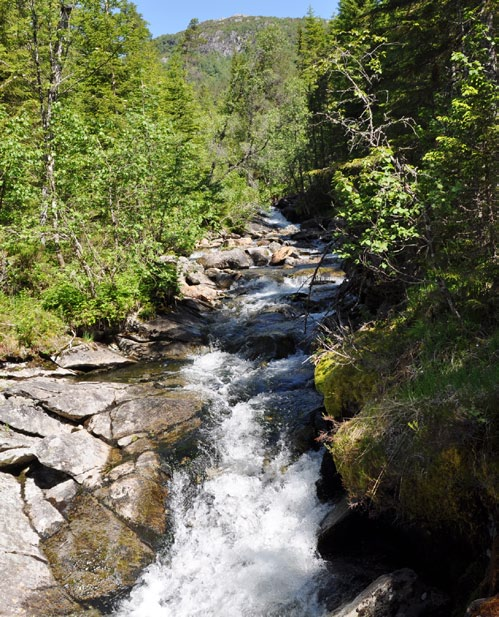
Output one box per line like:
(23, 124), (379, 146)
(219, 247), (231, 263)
(154, 15), (306, 100)
(155, 15), (303, 59)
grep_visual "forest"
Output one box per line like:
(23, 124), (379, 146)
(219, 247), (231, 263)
(0, 0), (497, 609)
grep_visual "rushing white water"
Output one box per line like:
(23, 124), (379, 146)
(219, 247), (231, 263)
(115, 350), (332, 617)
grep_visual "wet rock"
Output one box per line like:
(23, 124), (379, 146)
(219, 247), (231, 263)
(120, 305), (208, 346)
(180, 283), (219, 303)
(0, 473), (79, 616)
(36, 428), (112, 487)
(95, 451), (168, 540)
(318, 496), (352, 548)
(110, 391), (203, 441)
(198, 248), (252, 270)
(24, 477), (65, 538)
(43, 493), (154, 603)
(54, 342), (135, 372)
(204, 268), (238, 290)
(4, 378), (123, 421)
(247, 247), (272, 266)
(328, 568), (449, 617)
(116, 337), (205, 362)
(270, 245), (299, 265)
(0, 395), (72, 437)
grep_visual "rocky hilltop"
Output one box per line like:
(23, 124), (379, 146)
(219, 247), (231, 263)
(155, 15), (303, 60)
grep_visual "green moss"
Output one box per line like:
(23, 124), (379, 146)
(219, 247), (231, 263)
(317, 313), (498, 532)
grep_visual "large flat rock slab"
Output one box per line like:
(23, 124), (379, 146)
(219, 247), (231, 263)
(0, 473), (79, 616)
(109, 391), (204, 441)
(54, 342), (135, 372)
(0, 395), (72, 437)
(95, 451), (168, 540)
(4, 378), (125, 420)
(43, 493), (154, 603)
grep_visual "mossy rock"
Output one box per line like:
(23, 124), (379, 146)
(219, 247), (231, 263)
(43, 493), (154, 603)
(315, 352), (377, 418)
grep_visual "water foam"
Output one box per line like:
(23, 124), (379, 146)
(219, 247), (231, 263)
(115, 350), (331, 617)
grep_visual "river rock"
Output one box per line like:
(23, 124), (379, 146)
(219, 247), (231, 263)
(180, 282), (219, 303)
(120, 303), (208, 345)
(109, 391), (203, 441)
(204, 268), (238, 290)
(177, 257), (215, 287)
(4, 378), (123, 420)
(36, 428), (112, 487)
(24, 477), (66, 539)
(54, 342), (135, 372)
(43, 492), (154, 603)
(0, 395), (72, 438)
(318, 496), (352, 547)
(45, 478), (79, 515)
(198, 248), (252, 270)
(0, 429), (40, 467)
(95, 450), (167, 540)
(247, 247), (272, 266)
(328, 568), (448, 617)
(0, 364), (75, 379)
(0, 473), (79, 616)
(271, 245), (299, 265)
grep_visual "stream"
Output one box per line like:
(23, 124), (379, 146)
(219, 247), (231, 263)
(115, 210), (341, 616)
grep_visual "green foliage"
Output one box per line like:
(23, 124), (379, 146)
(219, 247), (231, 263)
(333, 147), (420, 270)
(0, 292), (67, 356)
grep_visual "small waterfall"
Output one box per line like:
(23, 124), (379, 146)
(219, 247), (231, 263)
(116, 348), (331, 617)
(115, 220), (338, 617)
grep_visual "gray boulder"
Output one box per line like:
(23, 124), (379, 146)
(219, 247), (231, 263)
(0, 429), (40, 467)
(198, 248), (252, 270)
(329, 568), (448, 617)
(247, 247), (272, 266)
(54, 342), (135, 372)
(36, 428), (112, 487)
(95, 450), (168, 540)
(109, 390), (203, 441)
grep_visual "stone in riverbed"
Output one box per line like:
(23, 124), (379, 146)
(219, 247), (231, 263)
(198, 248), (252, 270)
(95, 450), (168, 540)
(247, 247), (272, 266)
(109, 391), (203, 441)
(0, 473), (80, 616)
(0, 395), (72, 437)
(54, 342), (135, 372)
(24, 477), (66, 539)
(0, 428), (40, 467)
(4, 378), (123, 420)
(180, 282), (219, 303)
(270, 245), (299, 265)
(43, 493), (154, 603)
(328, 568), (448, 617)
(36, 428), (112, 487)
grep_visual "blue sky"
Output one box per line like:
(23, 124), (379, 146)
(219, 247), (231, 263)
(132, 1), (339, 37)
